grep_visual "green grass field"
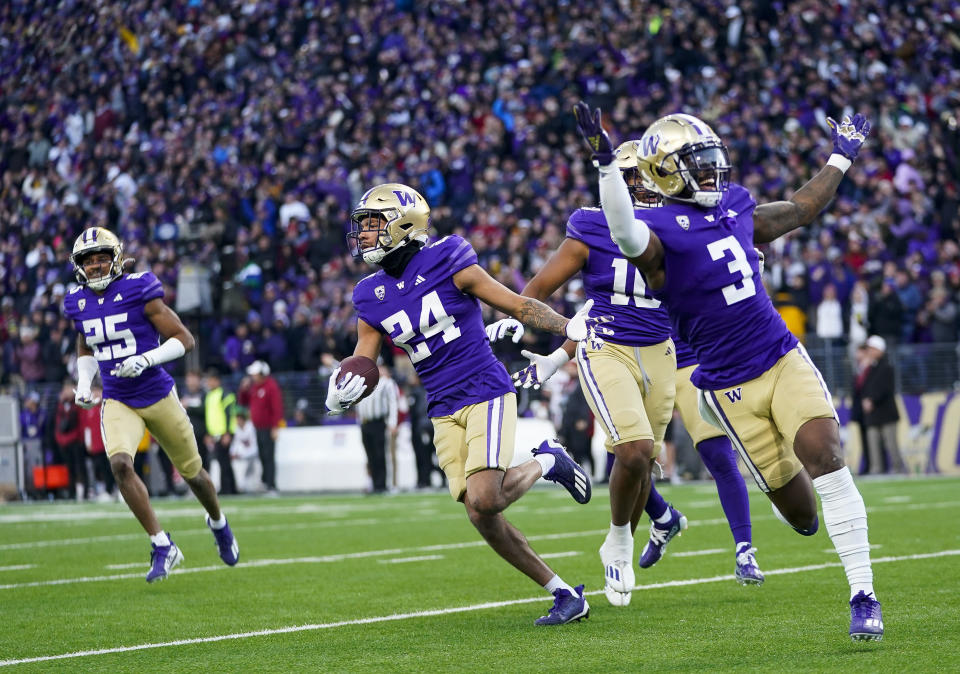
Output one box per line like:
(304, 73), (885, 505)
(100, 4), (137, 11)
(1, 476), (958, 672)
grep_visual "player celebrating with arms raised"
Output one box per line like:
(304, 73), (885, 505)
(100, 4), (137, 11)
(327, 183), (608, 625)
(63, 228), (239, 582)
(574, 103), (882, 641)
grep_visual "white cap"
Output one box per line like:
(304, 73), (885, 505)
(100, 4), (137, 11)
(246, 360), (270, 376)
(865, 335), (886, 353)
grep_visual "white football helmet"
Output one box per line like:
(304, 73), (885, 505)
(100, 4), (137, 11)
(636, 113), (731, 208)
(71, 227), (125, 291)
(347, 183), (430, 265)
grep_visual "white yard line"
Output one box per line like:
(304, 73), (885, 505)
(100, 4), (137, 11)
(539, 551), (581, 559)
(672, 548), (727, 558)
(377, 555), (444, 564)
(3, 548), (957, 668)
(0, 565), (34, 572)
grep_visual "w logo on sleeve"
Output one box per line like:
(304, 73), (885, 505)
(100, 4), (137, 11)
(723, 387), (743, 403)
(393, 190), (415, 206)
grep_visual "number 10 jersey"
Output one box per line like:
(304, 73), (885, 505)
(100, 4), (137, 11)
(352, 236), (514, 418)
(63, 272), (175, 408)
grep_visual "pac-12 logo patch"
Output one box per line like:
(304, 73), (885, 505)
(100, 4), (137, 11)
(676, 215), (690, 230)
(78, 299), (86, 311)
(375, 285), (385, 301)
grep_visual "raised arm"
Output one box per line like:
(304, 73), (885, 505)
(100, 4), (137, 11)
(754, 114), (871, 244)
(573, 101), (667, 288)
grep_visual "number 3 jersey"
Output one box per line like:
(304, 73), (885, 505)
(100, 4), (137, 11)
(566, 207), (671, 347)
(352, 235), (514, 418)
(62, 272), (175, 408)
(641, 184), (797, 390)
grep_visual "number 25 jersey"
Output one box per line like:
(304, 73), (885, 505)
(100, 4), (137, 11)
(63, 272), (175, 408)
(352, 236), (514, 418)
(643, 184), (797, 390)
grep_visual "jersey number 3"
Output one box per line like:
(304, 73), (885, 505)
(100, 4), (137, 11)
(381, 290), (461, 363)
(82, 313), (138, 361)
(707, 236), (756, 305)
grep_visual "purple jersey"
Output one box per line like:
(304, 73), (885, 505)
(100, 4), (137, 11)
(673, 332), (698, 369)
(642, 184), (797, 389)
(566, 207), (671, 347)
(352, 236), (514, 417)
(62, 272), (175, 407)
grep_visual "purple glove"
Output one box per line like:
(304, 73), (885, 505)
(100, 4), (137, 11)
(573, 101), (614, 166)
(826, 113), (871, 160)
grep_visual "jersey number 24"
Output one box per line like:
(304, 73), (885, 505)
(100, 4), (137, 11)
(381, 290), (461, 363)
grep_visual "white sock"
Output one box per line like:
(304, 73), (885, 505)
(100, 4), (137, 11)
(150, 531), (171, 547)
(605, 522), (633, 550)
(208, 514), (227, 529)
(654, 509), (673, 525)
(533, 453), (556, 476)
(735, 541), (752, 554)
(813, 467), (875, 600)
(543, 574), (576, 595)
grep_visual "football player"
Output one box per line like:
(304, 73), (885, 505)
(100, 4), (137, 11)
(487, 140), (761, 606)
(575, 103), (882, 641)
(328, 183), (609, 625)
(63, 228), (239, 582)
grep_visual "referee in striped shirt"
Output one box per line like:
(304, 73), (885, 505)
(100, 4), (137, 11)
(356, 365), (399, 493)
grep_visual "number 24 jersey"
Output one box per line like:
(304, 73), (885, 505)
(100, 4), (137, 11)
(352, 236), (514, 418)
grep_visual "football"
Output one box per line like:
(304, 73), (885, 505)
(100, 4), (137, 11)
(336, 355), (379, 402)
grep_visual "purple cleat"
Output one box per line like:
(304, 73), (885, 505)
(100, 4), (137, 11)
(849, 591), (884, 641)
(207, 515), (239, 566)
(532, 439), (591, 504)
(638, 505), (688, 568)
(735, 544), (765, 586)
(534, 584), (590, 625)
(146, 535), (183, 583)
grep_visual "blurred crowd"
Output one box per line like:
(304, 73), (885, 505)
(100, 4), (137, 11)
(1, 0), (959, 396)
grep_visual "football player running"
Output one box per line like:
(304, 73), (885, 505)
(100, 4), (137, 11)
(487, 140), (677, 607)
(328, 183), (610, 625)
(574, 102), (882, 641)
(63, 228), (239, 582)
(488, 141), (762, 604)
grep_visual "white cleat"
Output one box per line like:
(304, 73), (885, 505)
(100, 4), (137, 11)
(600, 538), (635, 606)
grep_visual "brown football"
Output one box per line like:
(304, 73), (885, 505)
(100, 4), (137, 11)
(337, 355), (379, 402)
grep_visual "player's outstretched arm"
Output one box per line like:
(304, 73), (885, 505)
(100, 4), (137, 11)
(112, 299), (195, 378)
(454, 264), (611, 341)
(754, 113), (871, 243)
(573, 101), (666, 285)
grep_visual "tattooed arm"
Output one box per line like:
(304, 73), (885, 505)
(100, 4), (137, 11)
(454, 264), (570, 336)
(753, 166), (846, 244)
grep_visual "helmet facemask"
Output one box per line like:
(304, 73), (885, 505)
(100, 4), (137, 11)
(669, 142), (731, 208)
(348, 209), (405, 264)
(71, 228), (125, 291)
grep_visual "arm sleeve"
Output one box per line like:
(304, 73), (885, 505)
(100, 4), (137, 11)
(598, 164), (650, 257)
(270, 380), (285, 427)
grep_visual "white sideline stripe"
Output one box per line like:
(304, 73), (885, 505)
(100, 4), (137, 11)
(672, 548), (726, 558)
(5, 496), (960, 552)
(377, 555), (444, 564)
(3, 548), (957, 668)
(540, 551), (581, 559)
(0, 565), (34, 572)
(882, 495), (911, 503)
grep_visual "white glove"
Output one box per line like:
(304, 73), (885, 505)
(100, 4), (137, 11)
(511, 347), (571, 390)
(564, 298), (614, 342)
(485, 318), (525, 343)
(73, 387), (100, 409)
(110, 354), (151, 378)
(325, 367), (368, 415)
